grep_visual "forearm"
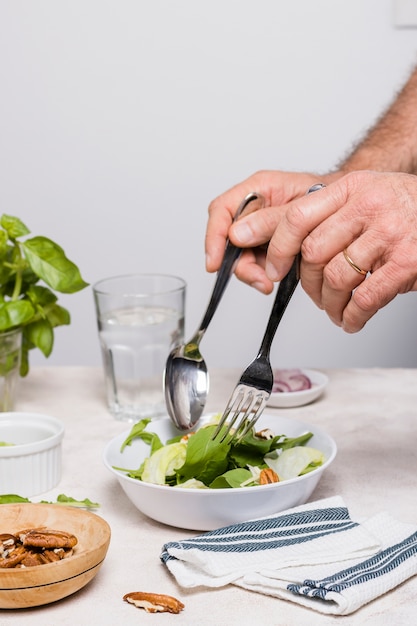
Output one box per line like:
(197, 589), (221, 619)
(338, 65), (417, 174)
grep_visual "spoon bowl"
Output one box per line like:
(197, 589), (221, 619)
(163, 193), (265, 430)
(164, 340), (208, 430)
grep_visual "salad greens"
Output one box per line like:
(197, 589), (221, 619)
(116, 416), (325, 489)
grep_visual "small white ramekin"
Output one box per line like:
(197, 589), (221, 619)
(0, 412), (65, 497)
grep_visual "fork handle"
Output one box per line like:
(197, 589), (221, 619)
(256, 183), (325, 358)
(257, 256), (300, 359)
(197, 192), (265, 337)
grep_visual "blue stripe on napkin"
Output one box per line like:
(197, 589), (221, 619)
(161, 505), (358, 562)
(288, 530), (417, 601)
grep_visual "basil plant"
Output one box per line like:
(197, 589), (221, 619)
(0, 214), (88, 376)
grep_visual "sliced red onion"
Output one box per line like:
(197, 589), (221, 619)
(272, 368), (312, 393)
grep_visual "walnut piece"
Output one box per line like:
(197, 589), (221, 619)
(0, 527), (77, 568)
(123, 591), (184, 614)
(259, 468), (280, 484)
(255, 428), (275, 440)
(20, 528), (78, 549)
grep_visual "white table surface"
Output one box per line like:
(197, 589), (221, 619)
(1, 366), (417, 626)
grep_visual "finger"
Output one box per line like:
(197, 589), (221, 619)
(206, 171), (326, 272)
(233, 249), (275, 294)
(205, 199), (238, 273)
(340, 250), (417, 332)
(205, 173), (272, 272)
(320, 234), (389, 325)
(229, 204), (283, 247)
(340, 265), (398, 333)
(265, 183), (347, 281)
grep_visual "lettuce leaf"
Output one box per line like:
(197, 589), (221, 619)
(141, 442), (187, 485)
(265, 446), (324, 481)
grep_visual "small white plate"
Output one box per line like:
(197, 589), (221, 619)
(267, 369), (328, 409)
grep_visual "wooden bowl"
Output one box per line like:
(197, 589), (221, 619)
(0, 503), (111, 609)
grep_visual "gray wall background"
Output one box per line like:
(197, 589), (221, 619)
(1, 0), (417, 371)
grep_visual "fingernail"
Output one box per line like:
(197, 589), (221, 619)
(265, 261), (279, 282)
(232, 221), (254, 244)
(205, 253), (212, 269)
(251, 281), (265, 292)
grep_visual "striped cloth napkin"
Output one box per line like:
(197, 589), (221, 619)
(161, 496), (417, 615)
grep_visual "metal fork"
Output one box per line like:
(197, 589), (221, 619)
(212, 256), (300, 444)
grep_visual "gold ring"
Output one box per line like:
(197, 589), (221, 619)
(343, 248), (369, 276)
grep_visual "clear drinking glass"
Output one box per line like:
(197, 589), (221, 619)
(93, 274), (186, 422)
(0, 328), (22, 412)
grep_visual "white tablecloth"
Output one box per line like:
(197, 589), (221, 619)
(2, 366), (417, 626)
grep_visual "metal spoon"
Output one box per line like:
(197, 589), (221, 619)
(163, 192), (265, 430)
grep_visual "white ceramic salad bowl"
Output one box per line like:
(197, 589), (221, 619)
(103, 413), (337, 531)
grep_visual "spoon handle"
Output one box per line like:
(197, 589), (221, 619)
(198, 192), (264, 336)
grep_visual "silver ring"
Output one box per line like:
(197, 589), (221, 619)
(307, 183), (326, 194)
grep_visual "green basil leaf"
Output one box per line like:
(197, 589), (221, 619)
(25, 318), (54, 356)
(0, 214), (30, 239)
(26, 284), (58, 306)
(42, 303), (71, 328)
(0, 231), (9, 257)
(20, 334), (30, 376)
(22, 236), (89, 293)
(0, 300), (35, 330)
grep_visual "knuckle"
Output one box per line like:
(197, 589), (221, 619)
(350, 283), (377, 314)
(322, 262), (345, 291)
(300, 236), (322, 264)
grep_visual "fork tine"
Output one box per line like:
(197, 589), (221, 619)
(211, 386), (247, 441)
(230, 395), (268, 443)
(213, 387), (268, 444)
(219, 391), (260, 444)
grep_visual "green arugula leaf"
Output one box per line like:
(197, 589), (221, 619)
(52, 494), (100, 509)
(120, 418), (163, 454)
(209, 468), (253, 489)
(275, 432), (314, 451)
(176, 425), (231, 485)
(0, 493), (99, 509)
(0, 494), (31, 503)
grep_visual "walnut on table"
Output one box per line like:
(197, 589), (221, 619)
(123, 591), (185, 614)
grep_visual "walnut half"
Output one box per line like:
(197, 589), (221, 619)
(19, 528), (78, 549)
(123, 591), (184, 614)
(259, 467), (280, 484)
